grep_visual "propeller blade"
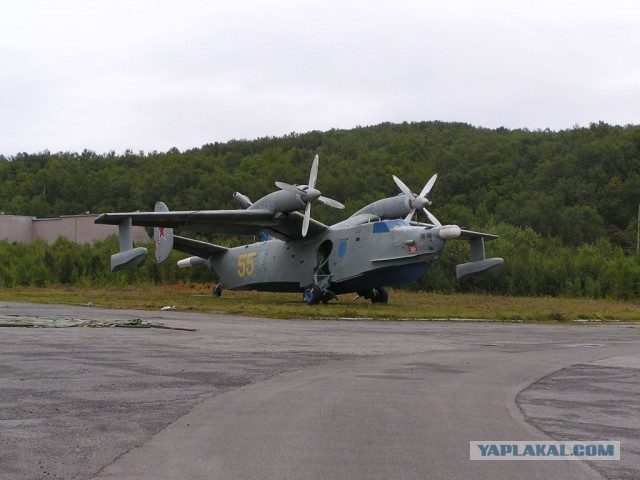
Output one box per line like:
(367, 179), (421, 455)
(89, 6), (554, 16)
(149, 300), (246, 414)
(395, 173), (440, 224)
(275, 181), (304, 195)
(317, 196), (345, 209)
(279, 155), (344, 236)
(423, 208), (442, 227)
(392, 175), (416, 200)
(404, 208), (416, 222)
(302, 202), (312, 237)
(419, 173), (438, 199)
(308, 154), (319, 190)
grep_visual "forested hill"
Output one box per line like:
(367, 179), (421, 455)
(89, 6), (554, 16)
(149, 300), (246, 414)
(1, 121), (640, 249)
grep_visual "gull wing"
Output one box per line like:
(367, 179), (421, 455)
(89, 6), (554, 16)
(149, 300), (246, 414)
(95, 209), (328, 240)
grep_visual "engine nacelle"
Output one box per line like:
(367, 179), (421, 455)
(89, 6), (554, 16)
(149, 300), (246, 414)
(249, 190), (306, 214)
(350, 195), (411, 221)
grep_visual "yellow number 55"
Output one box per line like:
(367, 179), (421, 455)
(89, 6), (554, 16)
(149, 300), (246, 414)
(237, 252), (257, 277)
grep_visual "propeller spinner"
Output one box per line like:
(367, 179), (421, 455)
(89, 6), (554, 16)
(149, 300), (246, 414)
(275, 155), (345, 236)
(392, 173), (442, 226)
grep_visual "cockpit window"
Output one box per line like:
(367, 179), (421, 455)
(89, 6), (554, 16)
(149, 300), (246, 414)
(372, 220), (410, 233)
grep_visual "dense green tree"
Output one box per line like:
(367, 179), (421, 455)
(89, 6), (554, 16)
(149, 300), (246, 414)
(2, 121), (640, 297)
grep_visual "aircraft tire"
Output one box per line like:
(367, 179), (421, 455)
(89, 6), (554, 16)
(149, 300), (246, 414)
(303, 284), (322, 305)
(370, 287), (389, 304)
(321, 290), (337, 304)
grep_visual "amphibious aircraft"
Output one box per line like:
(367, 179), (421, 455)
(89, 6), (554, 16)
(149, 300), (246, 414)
(95, 155), (503, 304)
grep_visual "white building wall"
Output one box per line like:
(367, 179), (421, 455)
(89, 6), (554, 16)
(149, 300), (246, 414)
(0, 214), (149, 244)
(0, 215), (34, 243)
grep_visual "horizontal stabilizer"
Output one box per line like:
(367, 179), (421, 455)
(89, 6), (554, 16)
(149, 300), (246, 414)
(173, 236), (228, 258)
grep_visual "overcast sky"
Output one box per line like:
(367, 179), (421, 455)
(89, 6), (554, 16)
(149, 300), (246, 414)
(1, 0), (639, 156)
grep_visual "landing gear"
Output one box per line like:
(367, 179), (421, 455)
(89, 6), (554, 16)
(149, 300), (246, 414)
(321, 290), (337, 304)
(302, 239), (337, 305)
(303, 285), (337, 305)
(370, 287), (389, 304)
(356, 287), (389, 304)
(212, 284), (223, 298)
(303, 284), (322, 305)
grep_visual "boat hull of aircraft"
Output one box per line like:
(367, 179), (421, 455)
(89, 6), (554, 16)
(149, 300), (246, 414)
(209, 220), (437, 296)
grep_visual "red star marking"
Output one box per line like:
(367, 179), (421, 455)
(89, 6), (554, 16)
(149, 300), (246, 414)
(408, 244), (418, 254)
(158, 227), (166, 239)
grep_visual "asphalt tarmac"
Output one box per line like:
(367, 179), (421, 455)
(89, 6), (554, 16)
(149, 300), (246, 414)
(1, 301), (639, 480)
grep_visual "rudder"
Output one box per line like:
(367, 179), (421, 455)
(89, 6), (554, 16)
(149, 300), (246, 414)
(153, 201), (174, 263)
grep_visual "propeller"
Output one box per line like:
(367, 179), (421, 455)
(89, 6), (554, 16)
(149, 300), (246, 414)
(392, 173), (442, 227)
(275, 155), (345, 236)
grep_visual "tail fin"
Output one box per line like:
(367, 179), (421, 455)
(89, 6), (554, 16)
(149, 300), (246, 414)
(153, 202), (174, 263)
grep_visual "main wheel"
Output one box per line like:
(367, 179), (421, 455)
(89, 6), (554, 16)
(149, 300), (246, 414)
(321, 290), (337, 304)
(370, 287), (389, 304)
(303, 284), (322, 305)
